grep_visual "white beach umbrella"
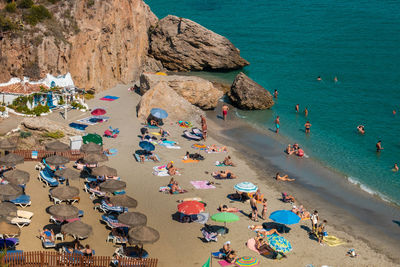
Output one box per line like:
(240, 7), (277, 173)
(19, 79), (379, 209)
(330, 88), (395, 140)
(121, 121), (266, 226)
(234, 182), (258, 193)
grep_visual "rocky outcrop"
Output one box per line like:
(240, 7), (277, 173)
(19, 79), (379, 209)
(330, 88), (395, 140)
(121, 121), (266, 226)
(229, 72), (274, 110)
(21, 117), (81, 137)
(137, 82), (205, 124)
(0, 0), (158, 91)
(149, 15), (249, 71)
(140, 73), (223, 109)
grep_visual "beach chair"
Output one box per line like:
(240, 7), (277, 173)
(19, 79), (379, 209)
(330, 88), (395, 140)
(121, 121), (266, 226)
(201, 229), (218, 242)
(35, 161), (45, 171)
(38, 170), (59, 187)
(5, 250), (24, 264)
(101, 215), (129, 229)
(17, 210), (33, 219)
(10, 194), (31, 208)
(96, 201), (127, 214)
(106, 227), (129, 244)
(0, 238), (19, 250)
(84, 183), (106, 198)
(41, 236), (56, 249)
(11, 217), (31, 228)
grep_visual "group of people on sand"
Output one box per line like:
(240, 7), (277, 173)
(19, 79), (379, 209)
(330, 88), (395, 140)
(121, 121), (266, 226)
(286, 143), (305, 157)
(249, 189), (268, 222)
(309, 210), (328, 245)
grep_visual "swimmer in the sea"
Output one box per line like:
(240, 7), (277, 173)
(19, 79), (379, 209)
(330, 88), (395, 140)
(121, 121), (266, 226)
(357, 125), (365, 134)
(317, 76), (322, 81)
(393, 110), (396, 116)
(376, 140), (383, 152)
(304, 107), (308, 117)
(393, 163), (399, 172)
(274, 89), (278, 99)
(295, 104), (299, 113)
(334, 76), (338, 83)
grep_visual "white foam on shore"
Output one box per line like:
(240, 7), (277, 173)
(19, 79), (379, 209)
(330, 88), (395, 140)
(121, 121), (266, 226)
(347, 176), (391, 203)
(234, 109), (247, 119)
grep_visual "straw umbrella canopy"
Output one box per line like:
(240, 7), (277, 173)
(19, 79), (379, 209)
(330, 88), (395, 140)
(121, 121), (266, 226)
(50, 186), (79, 200)
(128, 225), (160, 245)
(118, 212), (147, 227)
(48, 204), (79, 220)
(0, 139), (17, 150)
(80, 142), (102, 153)
(0, 184), (23, 201)
(3, 169), (30, 185)
(99, 180), (126, 193)
(0, 202), (17, 216)
(54, 168), (80, 180)
(0, 221), (20, 236)
(61, 221), (92, 239)
(91, 165), (117, 177)
(83, 153), (108, 164)
(45, 140), (70, 152)
(45, 155), (69, 166)
(109, 195), (137, 208)
(0, 153), (24, 166)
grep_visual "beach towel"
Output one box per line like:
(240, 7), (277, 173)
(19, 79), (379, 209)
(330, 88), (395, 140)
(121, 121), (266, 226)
(324, 235), (346, 247)
(178, 121), (192, 128)
(193, 212), (209, 224)
(146, 124), (159, 129)
(182, 159), (199, 163)
(159, 186), (170, 193)
(218, 260), (232, 266)
(77, 116), (109, 125)
(100, 95), (119, 101)
(150, 132), (161, 136)
(247, 238), (260, 255)
(105, 148), (118, 156)
(153, 165), (167, 172)
(191, 181), (216, 189)
(159, 142), (181, 149)
(215, 161), (233, 167)
(69, 122), (88, 131)
(183, 130), (202, 141)
(192, 144), (207, 150)
(153, 171), (170, 176)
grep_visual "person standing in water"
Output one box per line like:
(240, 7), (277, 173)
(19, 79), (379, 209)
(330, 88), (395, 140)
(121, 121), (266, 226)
(305, 121), (312, 133)
(275, 116), (280, 134)
(393, 163), (399, 172)
(334, 76), (338, 83)
(393, 110), (396, 116)
(304, 107), (308, 117)
(295, 104), (299, 113)
(376, 140), (383, 152)
(317, 76), (322, 81)
(222, 105), (229, 121)
(274, 89), (278, 99)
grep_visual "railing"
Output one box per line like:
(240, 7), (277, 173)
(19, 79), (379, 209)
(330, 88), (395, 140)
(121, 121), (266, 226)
(13, 150), (84, 161)
(2, 251), (158, 266)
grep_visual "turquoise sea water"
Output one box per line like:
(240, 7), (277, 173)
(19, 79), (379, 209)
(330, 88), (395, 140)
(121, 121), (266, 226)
(145, 0), (400, 203)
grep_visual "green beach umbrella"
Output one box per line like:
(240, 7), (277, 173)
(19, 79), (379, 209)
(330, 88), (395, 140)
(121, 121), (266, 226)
(82, 133), (103, 146)
(211, 212), (239, 229)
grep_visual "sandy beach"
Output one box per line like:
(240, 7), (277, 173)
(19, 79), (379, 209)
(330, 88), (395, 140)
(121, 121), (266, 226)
(9, 83), (398, 267)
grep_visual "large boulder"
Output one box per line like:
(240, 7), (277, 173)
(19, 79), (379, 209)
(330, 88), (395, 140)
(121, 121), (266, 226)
(149, 15), (249, 71)
(229, 72), (274, 110)
(137, 82), (205, 124)
(21, 117), (81, 137)
(140, 73), (223, 109)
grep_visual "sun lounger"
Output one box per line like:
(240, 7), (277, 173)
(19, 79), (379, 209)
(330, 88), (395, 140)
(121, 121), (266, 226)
(84, 183), (106, 198)
(101, 215), (129, 229)
(183, 130), (202, 141)
(11, 217), (31, 228)
(106, 227), (129, 244)
(212, 252), (226, 259)
(38, 170), (59, 187)
(41, 237), (56, 249)
(0, 238), (19, 249)
(10, 194), (31, 208)
(16, 210), (33, 219)
(95, 201), (127, 214)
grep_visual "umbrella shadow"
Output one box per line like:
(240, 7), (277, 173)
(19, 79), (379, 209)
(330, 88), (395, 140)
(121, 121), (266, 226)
(263, 222), (291, 233)
(393, 220), (400, 227)
(43, 223), (62, 234)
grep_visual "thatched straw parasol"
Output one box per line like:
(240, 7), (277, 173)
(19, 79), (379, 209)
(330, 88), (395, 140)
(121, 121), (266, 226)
(45, 140), (69, 152)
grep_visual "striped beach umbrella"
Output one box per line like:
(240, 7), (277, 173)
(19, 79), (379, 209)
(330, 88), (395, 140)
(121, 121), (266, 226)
(267, 235), (292, 253)
(234, 182), (258, 193)
(235, 256), (259, 266)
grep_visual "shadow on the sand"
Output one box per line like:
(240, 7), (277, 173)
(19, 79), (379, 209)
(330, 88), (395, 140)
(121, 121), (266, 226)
(263, 222), (291, 233)
(393, 220), (400, 227)
(300, 225), (318, 241)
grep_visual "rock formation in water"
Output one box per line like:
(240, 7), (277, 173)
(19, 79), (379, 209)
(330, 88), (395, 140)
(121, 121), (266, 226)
(0, 0), (159, 91)
(229, 72), (274, 110)
(137, 81), (205, 124)
(149, 15), (249, 71)
(139, 73), (223, 109)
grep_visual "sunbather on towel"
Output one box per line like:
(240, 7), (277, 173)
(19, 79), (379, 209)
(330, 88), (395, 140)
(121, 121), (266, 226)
(212, 170), (237, 179)
(249, 225), (280, 236)
(208, 144), (228, 152)
(168, 179), (185, 194)
(39, 228), (55, 242)
(275, 172), (295, 181)
(222, 156), (235, 166)
(292, 205), (310, 219)
(167, 161), (178, 176)
(218, 205), (239, 212)
(159, 128), (170, 137)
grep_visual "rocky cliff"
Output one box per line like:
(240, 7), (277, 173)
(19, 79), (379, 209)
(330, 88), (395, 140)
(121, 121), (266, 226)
(0, 0), (158, 90)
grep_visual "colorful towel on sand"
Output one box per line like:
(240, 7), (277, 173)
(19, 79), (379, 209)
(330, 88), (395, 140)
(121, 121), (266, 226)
(159, 143), (181, 149)
(159, 186), (169, 192)
(177, 121), (192, 128)
(218, 260), (232, 266)
(153, 165), (167, 172)
(100, 95), (119, 101)
(69, 122), (88, 131)
(193, 212), (209, 224)
(77, 116), (109, 125)
(182, 159), (199, 163)
(190, 181), (216, 189)
(206, 146), (227, 153)
(153, 171), (169, 176)
(324, 235), (346, 247)
(191, 144), (207, 150)
(105, 148), (118, 156)
(150, 132), (161, 136)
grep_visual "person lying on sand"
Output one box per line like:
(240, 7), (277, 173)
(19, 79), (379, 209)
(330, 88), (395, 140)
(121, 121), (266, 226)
(275, 172), (295, 181)
(249, 225), (280, 236)
(286, 144), (295, 155)
(219, 205), (239, 212)
(159, 128), (170, 138)
(149, 119), (159, 127)
(282, 192), (296, 203)
(223, 156), (235, 166)
(254, 232), (269, 250)
(208, 144), (228, 152)
(212, 170), (237, 179)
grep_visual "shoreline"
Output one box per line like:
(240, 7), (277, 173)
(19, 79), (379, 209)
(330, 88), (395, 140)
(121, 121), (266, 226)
(206, 103), (400, 264)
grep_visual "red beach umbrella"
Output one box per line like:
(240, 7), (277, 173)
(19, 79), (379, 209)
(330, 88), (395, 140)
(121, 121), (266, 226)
(91, 108), (106, 116)
(177, 201), (205, 215)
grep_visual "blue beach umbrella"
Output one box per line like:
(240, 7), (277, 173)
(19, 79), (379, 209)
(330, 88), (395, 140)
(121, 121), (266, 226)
(267, 235), (292, 253)
(269, 210), (301, 225)
(150, 108), (168, 119)
(139, 141), (155, 152)
(234, 182), (258, 193)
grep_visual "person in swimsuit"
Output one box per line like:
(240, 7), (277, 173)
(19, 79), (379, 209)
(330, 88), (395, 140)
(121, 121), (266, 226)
(305, 121), (311, 133)
(393, 163), (399, 172)
(200, 115), (208, 140)
(310, 210), (319, 234)
(254, 189), (263, 202)
(317, 76), (322, 81)
(223, 156), (235, 166)
(212, 170), (237, 179)
(274, 89), (278, 99)
(275, 116), (280, 133)
(393, 110), (396, 115)
(286, 144), (295, 155)
(296, 148), (305, 157)
(334, 76), (338, 82)
(261, 198), (268, 220)
(295, 104), (299, 113)
(357, 125), (365, 134)
(250, 225), (280, 236)
(250, 196), (258, 222)
(222, 105), (229, 121)
(304, 107), (308, 117)
(376, 140), (383, 152)
(275, 172), (295, 181)
(317, 220), (327, 244)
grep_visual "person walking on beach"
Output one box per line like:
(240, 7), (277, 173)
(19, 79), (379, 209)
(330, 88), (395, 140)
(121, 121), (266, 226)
(200, 115), (207, 141)
(274, 89), (278, 99)
(310, 210), (319, 234)
(305, 121), (312, 134)
(376, 140), (383, 152)
(295, 104), (299, 113)
(304, 107), (308, 117)
(250, 196), (258, 222)
(222, 105), (229, 121)
(275, 116), (280, 133)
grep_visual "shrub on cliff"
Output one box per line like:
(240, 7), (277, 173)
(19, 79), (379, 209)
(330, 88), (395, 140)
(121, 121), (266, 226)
(17, 0), (34, 8)
(0, 15), (18, 31)
(5, 2), (17, 13)
(23, 5), (52, 26)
